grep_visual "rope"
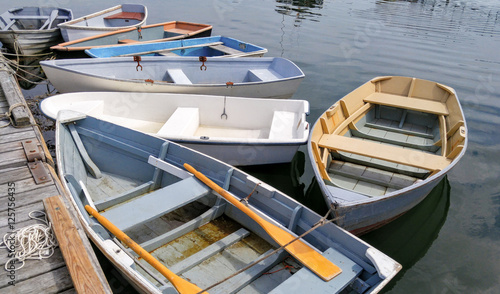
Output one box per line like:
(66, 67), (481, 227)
(0, 54), (52, 86)
(0, 211), (58, 271)
(0, 102), (33, 129)
(196, 208), (340, 294)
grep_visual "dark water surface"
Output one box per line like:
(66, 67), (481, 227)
(9, 0), (500, 293)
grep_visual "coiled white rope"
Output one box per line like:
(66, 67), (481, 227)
(0, 211), (58, 271)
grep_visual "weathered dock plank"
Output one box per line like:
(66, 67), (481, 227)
(44, 195), (112, 294)
(1, 266), (74, 294)
(0, 58), (111, 293)
(0, 61), (30, 126)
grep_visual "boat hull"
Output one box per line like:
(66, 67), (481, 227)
(40, 57), (304, 98)
(0, 29), (63, 55)
(178, 141), (303, 166)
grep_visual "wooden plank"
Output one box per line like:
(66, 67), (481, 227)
(333, 103), (373, 135)
(0, 185), (59, 212)
(0, 248), (66, 286)
(43, 195), (112, 294)
(0, 62), (31, 126)
(319, 134), (451, 171)
(0, 266), (73, 294)
(364, 92), (449, 116)
(0, 128), (37, 141)
(0, 166), (32, 184)
(209, 44), (242, 55)
(210, 249), (287, 293)
(104, 12), (144, 21)
(171, 228), (251, 275)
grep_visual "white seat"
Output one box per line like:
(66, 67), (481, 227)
(157, 107), (199, 138)
(167, 69), (192, 84)
(269, 111), (296, 140)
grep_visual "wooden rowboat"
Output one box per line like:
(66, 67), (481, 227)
(56, 110), (401, 293)
(40, 56), (304, 98)
(0, 7), (72, 55)
(41, 92), (309, 166)
(85, 35), (267, 58)
(51, 21), (212, 57)
(308, 76), (467, 235)
(57, 4), (148, 42)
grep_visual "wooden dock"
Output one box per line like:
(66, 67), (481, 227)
(0, 60), (112, 293)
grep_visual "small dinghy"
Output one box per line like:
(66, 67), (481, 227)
(85, 35), (267, 58)
(40, 56), (304, 98)
(0, 7), (72, 55)
(57, 4), (147, 42)
(308, 76), (467, 235)
(56, 110), (401, 293)
(51, 21), (212, 57)
(41, 92), (309, 166)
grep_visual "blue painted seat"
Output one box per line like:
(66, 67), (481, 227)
(101, 176), (210, 231)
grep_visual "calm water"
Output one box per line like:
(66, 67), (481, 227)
(9, 0), (500, 293)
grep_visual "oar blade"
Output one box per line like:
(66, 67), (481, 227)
(183, 163), (342, 281)
(265, 223), (342, 281)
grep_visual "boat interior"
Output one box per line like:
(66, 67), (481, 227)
(59, 116), (387, 293)
(0, 7), (72, 30)
(66, 95), (307, 143)
(310, 76), (466, 198)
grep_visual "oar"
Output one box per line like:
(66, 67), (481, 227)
(183, 163), (342, 281)
(84, 205), (207, 294)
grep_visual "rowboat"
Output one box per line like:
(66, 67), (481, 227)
(56, 110), (401, 293)
(0, 7), (72, 55)
(40, 57), (304, 98)
(51, 21), (213, 57)
(85, 35), (268, 58)
(57, 4), (147, 42)
(308, 76), (467, 235)
(40, 92), (309, 166)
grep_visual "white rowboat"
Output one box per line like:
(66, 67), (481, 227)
(41, 92), (309, 166)
(57, 4), (147, 42)
(40, 56), (305, 99)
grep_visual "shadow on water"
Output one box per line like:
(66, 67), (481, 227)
(361, 177), (451, 292)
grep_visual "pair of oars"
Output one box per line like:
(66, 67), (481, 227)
(85, 163), (341, 294)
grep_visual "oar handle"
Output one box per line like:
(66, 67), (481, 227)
(84, 205), (207, 294)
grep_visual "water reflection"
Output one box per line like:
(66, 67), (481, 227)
(361, 177), (451, 289)
(275, 0), (324, 25)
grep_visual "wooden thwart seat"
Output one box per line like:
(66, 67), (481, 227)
(319, 134), (452, 171)
(209, 44), (242, 55)
(364, 92), (449, 116)
(101, 177), (210, 231)
(104, 12), (144, 21)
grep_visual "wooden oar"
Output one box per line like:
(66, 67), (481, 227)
(117, 41), (224, 57)
(183, 163), (342, 281)
(84, 205), (207, 294)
